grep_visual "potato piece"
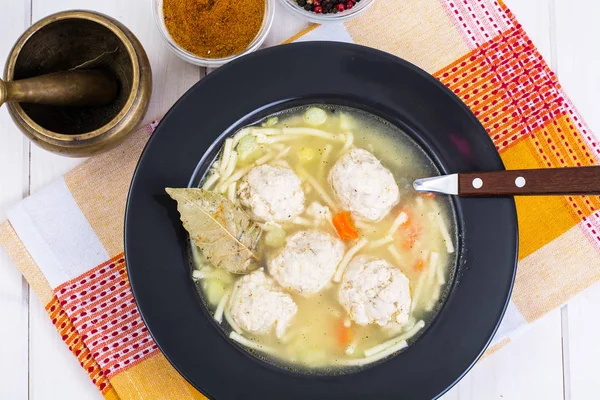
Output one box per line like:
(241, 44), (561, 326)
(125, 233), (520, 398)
(210, 268), (235, 285)
(304, 107), (327, 126)
(237, 135), (263, 164)
(298, 147), (316, 163)
(263, 116), (279, 127)
(265, 226), (286, 247)
(204, 280), (226, 306)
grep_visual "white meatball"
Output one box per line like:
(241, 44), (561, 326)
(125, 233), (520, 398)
(230, 270), (297, 338)
(339, 256), (411, 327)
(329, 148), (400, 222)
(269, 231), (345, 296)
(238, 164), (305, 223)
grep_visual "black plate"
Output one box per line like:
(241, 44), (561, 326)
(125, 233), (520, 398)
(125, 42), (518, 400)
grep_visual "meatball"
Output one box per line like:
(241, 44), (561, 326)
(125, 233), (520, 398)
(238, 164), (305, 223)
(269, 231), (345, 296)
(229, 270), (298, 338)
(338, 256), (411, 327)
(329, 148), (400, 222)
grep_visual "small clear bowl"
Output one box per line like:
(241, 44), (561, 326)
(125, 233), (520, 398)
(153, 0), (275, 67)
(278, 0), (374, 23)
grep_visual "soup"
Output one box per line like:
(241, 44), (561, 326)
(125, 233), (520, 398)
(167, 105), (456, 373)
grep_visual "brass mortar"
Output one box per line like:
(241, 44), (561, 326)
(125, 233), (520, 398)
(3, 10), (152, 157)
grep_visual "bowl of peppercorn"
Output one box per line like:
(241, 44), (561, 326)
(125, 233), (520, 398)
(279, 0), (373, 22)
(153, 0), (275, 66)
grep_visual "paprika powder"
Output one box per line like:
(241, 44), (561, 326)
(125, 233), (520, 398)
(163, 0), (266, 59)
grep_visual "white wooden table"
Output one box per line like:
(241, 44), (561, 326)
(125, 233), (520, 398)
(1, 1), (599, 399)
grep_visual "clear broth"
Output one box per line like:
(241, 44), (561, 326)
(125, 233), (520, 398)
(192, 105), (457, 374)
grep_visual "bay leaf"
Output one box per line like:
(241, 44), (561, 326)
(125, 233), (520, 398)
(166, 188), (262, 274)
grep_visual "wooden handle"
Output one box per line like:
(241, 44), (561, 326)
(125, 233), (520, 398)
(0, 70), (117, 108)
(459, 166), (600, 196)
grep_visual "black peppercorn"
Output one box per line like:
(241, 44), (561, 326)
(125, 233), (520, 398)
(296, 0), (355, 13)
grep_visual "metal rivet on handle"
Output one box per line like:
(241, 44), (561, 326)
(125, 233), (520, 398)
(515, 176), (526, 188)
(472, 178), (483, 189)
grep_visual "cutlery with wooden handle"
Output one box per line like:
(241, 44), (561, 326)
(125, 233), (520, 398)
(413, 166), (600, 197)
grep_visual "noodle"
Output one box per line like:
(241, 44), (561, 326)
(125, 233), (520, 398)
(282, 127), (346, 142)
(425, 286), (442, 312)
(297, 167), (338, 211)
(227, 182), (237, 203)
(275, 146), (291, 160)
(415, 196), (424, 209)
(230, 332), (276, 355)
(202, 171), (220, 190)
(387, 211), (409, 237)
(387, 245), (404, 266)
(429, 200), (455, 254)
(224, 307), (243, 335)
(363, 320), (425, 358)
(339, 131), (354, 155)
(339, 340), (408, 367)
(218, 165), (253, 192)
(400, 319), (425, 342)
(251, 127), (281, 135)
(436, 261), (446, 285)
(334, 238), (368, 282)
(369, 236), (393, 249)
(318, 144), (334, 177)
(436, 213), (455, 254)
(256, 134), (303, 144)
(214, 289), (231, 323)
(427, 252), (439, 285)
(231, 128), (252, 147)
(219, 139), (233, 175)
(217, 146), (287, 192)
(411, 265), (428, 312)
(220, 150), (238, 183)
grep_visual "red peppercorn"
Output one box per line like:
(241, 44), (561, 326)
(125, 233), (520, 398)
(346, 1), (353, 8)
(314, 5), (323, 13)
(313, 0), (320, 5)
(337, 3), (345, 11)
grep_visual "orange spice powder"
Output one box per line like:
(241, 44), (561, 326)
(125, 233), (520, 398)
(163, 0), (266, 59)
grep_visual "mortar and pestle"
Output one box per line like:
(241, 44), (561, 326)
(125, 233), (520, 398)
(1, 10), (152, 157)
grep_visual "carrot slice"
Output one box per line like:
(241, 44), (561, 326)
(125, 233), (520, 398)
(414, 260), (425, 271)
(336, 320), (352, 348)
(420, 192), (436, 199)
(402, 225), (421, 249)
(332, 211), (359, 241)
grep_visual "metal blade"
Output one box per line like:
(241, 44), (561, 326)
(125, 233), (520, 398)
(413, 174), (459, 195)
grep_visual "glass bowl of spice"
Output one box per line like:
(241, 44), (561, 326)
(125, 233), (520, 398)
(153, 0), (275, 66)
(279, 0), (374, 23)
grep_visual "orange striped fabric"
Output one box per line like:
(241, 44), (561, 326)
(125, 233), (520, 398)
(0, 1), (598, 399)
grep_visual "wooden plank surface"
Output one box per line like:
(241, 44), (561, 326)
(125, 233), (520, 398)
(554, 1), (600, 399)
(0, 1), (31, 399)
(0, 0), (598, 399)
